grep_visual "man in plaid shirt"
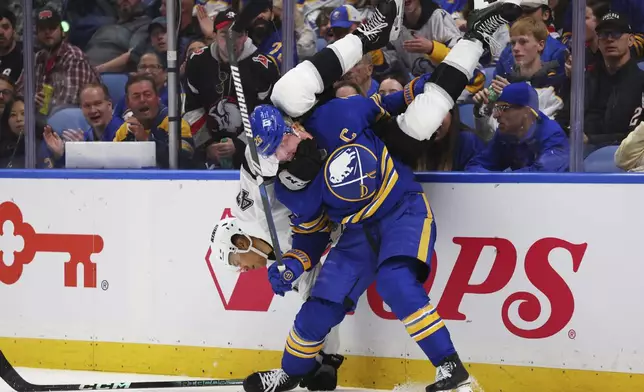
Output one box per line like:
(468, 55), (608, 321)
(34, 6), (100, 114)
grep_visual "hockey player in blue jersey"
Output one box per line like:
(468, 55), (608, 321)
(238, 1), (522, 392)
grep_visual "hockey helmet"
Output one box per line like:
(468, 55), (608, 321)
(209, 217), (270, 271)
(250, 105), (294, 157)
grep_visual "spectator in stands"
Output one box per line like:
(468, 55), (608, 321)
(183, 9), (279, 170)
(570, 13), (644, 154)
(114, 51), (169, 119)
(34, 7), (100, 114)
(473, 17), (564, 139)
(0, 8), (22, 88)
(180, 39), (207, 79)
(0, 96), (48, 168)
(376, 0), (462, 77)
(42, 84), (125, 168)
(416, 108), (484, 171)
(132, 17), (169, 67)
(114, 74), (194, 168)
(495, 4), (568, 79)
(341, 54), (379, 97)
(560, 0), (610, 72)
(0, 75), (15, 119)
(615, 121), (644, 172)
(378, 74), (406, 96)
(520, 0), (559, 38)
(86, 0), (152, 71)
(315, 7), (334, 51)
(466, 82), (569, 172)
(272, 0), (317, 61)
(334, 80), (364, 98)
(328, 5), (362, 41)
(236, 0), (297, 68)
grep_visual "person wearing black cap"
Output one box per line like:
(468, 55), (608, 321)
(0, 7), (23, 87)
(237, 0), (297, 68)
(182, 8), (280, 170)
(580, 12), (644, 153)
(34, 6), (99, 112)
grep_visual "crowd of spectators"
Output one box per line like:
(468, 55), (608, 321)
(0, 0), (643, 172)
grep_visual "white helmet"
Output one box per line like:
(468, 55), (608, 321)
(209, 217), (270, 271)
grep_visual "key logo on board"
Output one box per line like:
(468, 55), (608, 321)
(0, 201), (104, 288)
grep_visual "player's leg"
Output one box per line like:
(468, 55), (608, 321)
(243, 228), (377, 392)
(271, 0), (403, 117)
(376, 193), (470, 392)
(396, 0), (522, 141)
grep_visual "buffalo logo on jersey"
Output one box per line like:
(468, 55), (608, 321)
(324, 144), (377, 202)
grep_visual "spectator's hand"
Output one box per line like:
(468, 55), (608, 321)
(44, 126), (64, 159)
(565, 53), (572, 78)
(62, 129), (85, 142)
(473, 88), (490, 106)
(35, 92), (45, 109)
(197, 5), (214, 41)
(491, 76), (510, 95)
(402, 35), (434, 54)
(126, 117), (149, 141)
(206, 138), (236, 163)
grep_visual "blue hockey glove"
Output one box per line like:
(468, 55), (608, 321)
(267, 253), (307, 296)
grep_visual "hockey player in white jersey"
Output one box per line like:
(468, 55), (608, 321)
(209, 145), (344, 392)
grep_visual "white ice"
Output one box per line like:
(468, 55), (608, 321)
(0, 368), (398, 392)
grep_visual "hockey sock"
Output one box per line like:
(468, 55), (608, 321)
(376, 257), (456, 366)
(282, 297), (347, 377)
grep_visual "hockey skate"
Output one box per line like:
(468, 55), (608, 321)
(243, 369), (301, 392)
(464, 0), (522, 55)
(425, 354), (472, 392)
(353, 0), (404, 52)
(299, 352), (345, 391)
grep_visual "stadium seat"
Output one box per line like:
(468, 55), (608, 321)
(484, 67), (495, 87)
(583, 145), (624, 173)
(102, 73), (128, 103)
(47, 107), (90, 135)
(459, 104), (476, 130)
(639, 61), (644, 71)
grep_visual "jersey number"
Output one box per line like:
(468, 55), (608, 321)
(630, 107), (643, 127)
(269, 42), (283, 64)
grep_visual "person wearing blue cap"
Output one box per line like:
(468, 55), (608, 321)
(329, 4), (363, 40)
(465, 81), (569, 172)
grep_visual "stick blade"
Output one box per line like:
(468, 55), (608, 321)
(0, 350), (31, 391)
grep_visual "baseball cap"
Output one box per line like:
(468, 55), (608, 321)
(0, 7), (17, 28)
(596, 12), (633, 34)
(148, 17), (167, 33)
(36, 6), (62, 29)
(330, 5), (362, 29)
(213, 8), (238, 31)
(497, 82), (540, 117)
(521, 0), (548, 12)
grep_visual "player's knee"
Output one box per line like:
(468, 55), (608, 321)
(293, 297), (347, 342)
(375, 257), (420, 304)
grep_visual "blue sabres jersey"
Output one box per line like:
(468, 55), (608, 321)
(257, 28), (298, 69)
(275, 94), (422, 229)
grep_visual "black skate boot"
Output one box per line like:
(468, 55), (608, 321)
(464, 0), (522, 55)
(353, 0), (403, 53)
(243, 369), (301, 392)
(299, 352), (345, 391)
(425, 353), (472, 392)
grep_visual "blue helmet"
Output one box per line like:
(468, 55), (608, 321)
(250, 105), (293, 157)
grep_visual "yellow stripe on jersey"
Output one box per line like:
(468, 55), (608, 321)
(403, 303), (446, 342)
(633, 34), (644, 58)
(341, 147), (398, 224)
(417, 193), (434, 263)
(369, 94), (389, 121)
(291, 212), (332, 234)
(466, 71), (486, 94)
(285, 328), (325, 359)
(283, 249), (312, 271)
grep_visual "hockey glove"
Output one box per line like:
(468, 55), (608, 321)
(267, 255), (306, 296)
(282, 138), (326, 183)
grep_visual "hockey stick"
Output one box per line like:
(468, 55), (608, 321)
(226, 27), (284, 267)
(0, 350), (243, 391)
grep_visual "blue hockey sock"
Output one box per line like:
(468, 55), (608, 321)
(282, 297), (347, 377)
(376, 257), (456, 366)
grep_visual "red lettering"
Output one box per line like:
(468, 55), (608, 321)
(437, 237), (517, 320)
(367, 252), (438, 320)
(220, 208), (234, 219)
(502, 238), (586, 339)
